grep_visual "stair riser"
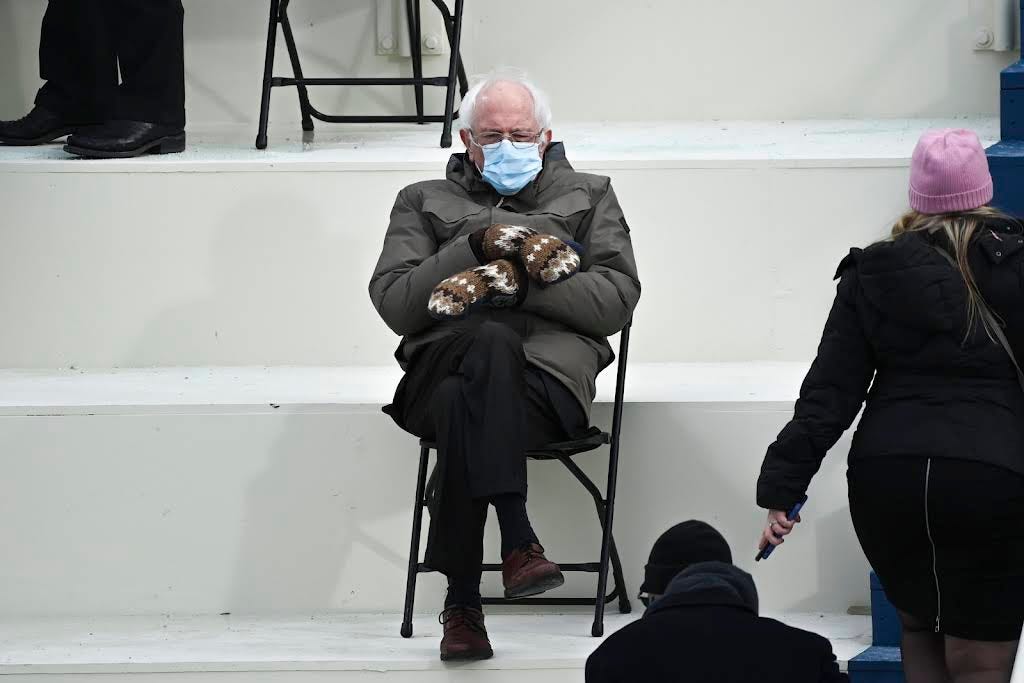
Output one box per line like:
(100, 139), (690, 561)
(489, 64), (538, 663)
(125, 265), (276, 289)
(0, 166), (904, 368)
(0, 402), (868, 616)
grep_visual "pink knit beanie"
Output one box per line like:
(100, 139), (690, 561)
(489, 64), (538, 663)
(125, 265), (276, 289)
(909, 129), (993, 214)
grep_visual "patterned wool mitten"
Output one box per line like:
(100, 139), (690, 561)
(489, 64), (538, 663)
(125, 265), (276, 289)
(427, 259), (524, 320)
(472, 223), (582, 286)
(519, 233), (581, 286)
(472, 223), (538, 261)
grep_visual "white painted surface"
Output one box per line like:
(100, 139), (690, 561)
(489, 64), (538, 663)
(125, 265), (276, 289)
(0, 1), (1014, 123)
(0, 612), (869, 676)
(0, 400), (867, 617)
(0, 120), (986, 369)
(0, 119), (1000, 171)
(0, 362), (808, 412)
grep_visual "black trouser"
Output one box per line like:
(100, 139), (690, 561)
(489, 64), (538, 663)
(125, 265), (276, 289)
(34, 0), (186, 127)
(385, 319), (587, 579)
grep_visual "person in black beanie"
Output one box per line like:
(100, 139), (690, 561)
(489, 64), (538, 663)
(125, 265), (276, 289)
(638, 520), (733, 606)
(0, 0), (185, 158)
(586, 521), (847, 683)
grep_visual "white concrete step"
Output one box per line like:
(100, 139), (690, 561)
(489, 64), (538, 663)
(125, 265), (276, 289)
(0, 362), (807, 413)
(0, 612), (871, 682)
(0, 362), (869, 618)
(0, 119), (999, 369)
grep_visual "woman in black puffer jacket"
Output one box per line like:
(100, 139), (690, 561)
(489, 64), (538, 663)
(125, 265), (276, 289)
(757, 129), (1024, 683)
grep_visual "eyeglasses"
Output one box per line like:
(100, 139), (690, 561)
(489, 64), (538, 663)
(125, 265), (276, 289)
(470, 130), (544, 150)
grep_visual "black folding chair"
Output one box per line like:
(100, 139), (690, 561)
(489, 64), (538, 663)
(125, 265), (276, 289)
(400, 322), (634, 639)
(256, 0), (469, 149)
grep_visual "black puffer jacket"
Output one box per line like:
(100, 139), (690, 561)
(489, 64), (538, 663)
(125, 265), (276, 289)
(585, 562), (846, 683)
(758, 221), (1024, 510)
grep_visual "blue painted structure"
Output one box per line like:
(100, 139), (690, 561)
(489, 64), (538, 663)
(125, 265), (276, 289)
(987, 0), (1024, 216)
(848, 572), (906, 682)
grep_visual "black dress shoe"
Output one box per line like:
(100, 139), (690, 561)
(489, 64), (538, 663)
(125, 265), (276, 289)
(65, 120), (186, 159)
(0, 106), (97, 146)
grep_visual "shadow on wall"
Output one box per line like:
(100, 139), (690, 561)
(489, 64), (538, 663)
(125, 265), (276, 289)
(225, 410), (422, 612)
(0, 2), (29, 118)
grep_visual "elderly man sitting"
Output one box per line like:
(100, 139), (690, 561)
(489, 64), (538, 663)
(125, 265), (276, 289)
(368, 70), (640, 661)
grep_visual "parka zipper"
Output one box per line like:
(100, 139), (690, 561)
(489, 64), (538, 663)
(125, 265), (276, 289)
(924, 458), (942, 633)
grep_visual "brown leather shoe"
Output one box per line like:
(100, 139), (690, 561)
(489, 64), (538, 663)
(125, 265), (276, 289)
(502, 543), (565, 599)
(439, 607), (493, 662)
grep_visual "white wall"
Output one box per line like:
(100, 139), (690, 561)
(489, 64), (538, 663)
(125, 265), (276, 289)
(0, 0), (1016, 125)
(0, 162), (904, 369)
(0, 402), (867, 617)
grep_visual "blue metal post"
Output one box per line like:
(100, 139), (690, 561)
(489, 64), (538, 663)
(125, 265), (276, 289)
(848, 572), (906, 683)
(987, 0), (1024, 216)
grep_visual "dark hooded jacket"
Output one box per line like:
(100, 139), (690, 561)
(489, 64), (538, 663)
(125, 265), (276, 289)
(758, 221), (1024, 510)
(586, 562), (847, 682)
(368, 143), (641, 417)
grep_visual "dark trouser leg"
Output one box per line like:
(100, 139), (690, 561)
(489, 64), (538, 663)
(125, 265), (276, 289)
(391, 320), (585, 588)
(492, 492), (538, 559)
(109, 0), (186, 126)
(35, 0), (115, 121)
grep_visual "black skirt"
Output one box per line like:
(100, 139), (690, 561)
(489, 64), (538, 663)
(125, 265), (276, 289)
(849, 456), (1024, 641)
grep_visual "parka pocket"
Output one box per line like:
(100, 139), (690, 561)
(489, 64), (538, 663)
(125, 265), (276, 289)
(422, 198), (488, 242)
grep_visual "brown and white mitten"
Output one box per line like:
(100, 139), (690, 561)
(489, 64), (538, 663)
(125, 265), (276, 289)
(470, 223), (538, 261)
(471, 223), (582, 287)
(427, 259), (524, 320)
(519, 233), (581, 286)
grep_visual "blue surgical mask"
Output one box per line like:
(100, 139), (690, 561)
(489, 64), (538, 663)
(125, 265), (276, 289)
(478, 140), (543, 196)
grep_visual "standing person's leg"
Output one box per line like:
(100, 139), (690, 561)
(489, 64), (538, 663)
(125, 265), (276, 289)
(63, 0), (185, 158)
(1, 0), (111, 145)
(110, 0), (185, 127)
(944, 638), (1017, 683)
(930, 459), (1024, 683)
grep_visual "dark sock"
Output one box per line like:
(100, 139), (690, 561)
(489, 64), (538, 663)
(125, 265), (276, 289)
(492, 493), (539, 559)
(445, 574), (482, 611)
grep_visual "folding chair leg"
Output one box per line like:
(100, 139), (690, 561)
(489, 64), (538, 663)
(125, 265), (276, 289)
(401, 447), (431, 638)
(279, 0), (314, 132)
(430, 0), (468, 98)
(608, 534), (632, 614)
(593, 442), (625, 637)
(405, 0), (425, 123)
(256, 0), (281, 149)
(439, 0), (464, 147)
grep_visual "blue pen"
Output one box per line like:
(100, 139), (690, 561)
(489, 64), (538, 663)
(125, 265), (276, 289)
(755, 496), (808, 562)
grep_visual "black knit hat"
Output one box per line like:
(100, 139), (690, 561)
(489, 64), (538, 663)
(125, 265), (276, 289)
(640, 520), (733, 595)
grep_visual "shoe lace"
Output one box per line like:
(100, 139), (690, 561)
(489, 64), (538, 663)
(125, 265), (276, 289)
(439, 607), (487, 635)
(520, 544), (543, 564)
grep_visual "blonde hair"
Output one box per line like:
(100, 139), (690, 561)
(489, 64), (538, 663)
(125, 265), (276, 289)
(889, 206), (1018, 341)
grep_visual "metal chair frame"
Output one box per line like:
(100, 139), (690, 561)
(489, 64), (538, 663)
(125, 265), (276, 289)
(256, 0), (469, 149)
(400, 322), (634, 639)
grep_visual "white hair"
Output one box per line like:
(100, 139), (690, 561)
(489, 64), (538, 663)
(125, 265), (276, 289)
(459, 68), (553, 132)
